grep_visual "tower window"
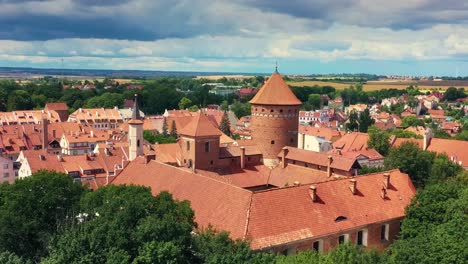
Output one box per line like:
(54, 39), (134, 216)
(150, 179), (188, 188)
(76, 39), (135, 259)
(262, 109), (265, 112)
(186, 141), (190, 151)
(270, 109), (274, 113)
(280, 109), (283, 113)
(205, 142), (210, 152)
(210, 160), (214, 165)
(137, 139), (140, 147)
(290, 138), (294, 143)
(271, 140), (275, 145)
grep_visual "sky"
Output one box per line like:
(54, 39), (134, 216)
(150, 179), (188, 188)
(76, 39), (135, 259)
(1, 0), (468, 75)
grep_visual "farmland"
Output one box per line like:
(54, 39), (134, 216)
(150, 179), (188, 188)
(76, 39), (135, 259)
(288, 80), (468, 91)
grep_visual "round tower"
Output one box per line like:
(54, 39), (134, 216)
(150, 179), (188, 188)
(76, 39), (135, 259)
(249, 70), (302, 166)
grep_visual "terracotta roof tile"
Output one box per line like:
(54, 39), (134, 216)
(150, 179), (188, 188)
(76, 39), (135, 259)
(249, 72), (301, 106)
(282, 147), (359, 172)
(178, 112), (223, 137)
(333, 132), (370, 151)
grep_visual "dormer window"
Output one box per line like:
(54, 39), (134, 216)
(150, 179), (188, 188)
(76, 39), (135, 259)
(335, 216), (347, 222)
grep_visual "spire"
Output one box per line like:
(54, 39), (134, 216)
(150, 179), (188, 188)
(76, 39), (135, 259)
(131, 94), (140, 120)
(275, 60), (278, 73)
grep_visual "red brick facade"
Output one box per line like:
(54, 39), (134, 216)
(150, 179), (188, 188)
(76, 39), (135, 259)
(250, 104), (300, 159)
(269, 218), (402, 254)
(180, 135), (221, 170)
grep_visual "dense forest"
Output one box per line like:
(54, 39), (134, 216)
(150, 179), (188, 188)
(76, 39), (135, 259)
(0, 169), (466, 263)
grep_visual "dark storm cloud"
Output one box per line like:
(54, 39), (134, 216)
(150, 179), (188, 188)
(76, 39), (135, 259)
(1, 0), (467, 41)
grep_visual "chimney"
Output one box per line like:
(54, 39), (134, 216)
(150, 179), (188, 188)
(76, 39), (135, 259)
(423, 128), (432, 151)
(349, 179), (357, 195)
(327, 155), (333, 177)
(281, 147), (288, 168)
(309, 185), (317, 202)
(383, 172), (390, 189)
(240, 146), (246, 169)
(381, 186), (387, 199)
(293, 181), (300, 186)
(41, 117), (48, 151)
(52, 129), (56, 138)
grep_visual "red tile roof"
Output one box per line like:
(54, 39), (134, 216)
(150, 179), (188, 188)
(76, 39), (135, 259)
(333, 132), (370, 152)
(45, 102), (68, 111)
(282, 147), (359, 172)
(299, 126), (342, 142)
(249, 72), (301, 106)
(178, 112), (223, 137)
(247, 169), (415, 249)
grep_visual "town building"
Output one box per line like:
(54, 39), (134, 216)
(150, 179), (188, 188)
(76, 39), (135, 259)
(249, 70), (302, 166)
(68, 107), (124, 130)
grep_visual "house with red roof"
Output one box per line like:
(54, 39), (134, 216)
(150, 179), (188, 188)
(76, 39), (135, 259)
(112, 159), (416, 253)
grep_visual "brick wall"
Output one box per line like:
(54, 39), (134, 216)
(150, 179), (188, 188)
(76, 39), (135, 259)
(250, 104), (299, 159)
(269, 218), (403, 255)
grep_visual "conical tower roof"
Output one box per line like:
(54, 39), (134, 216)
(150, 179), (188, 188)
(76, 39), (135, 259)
(249, 71), (301, 106)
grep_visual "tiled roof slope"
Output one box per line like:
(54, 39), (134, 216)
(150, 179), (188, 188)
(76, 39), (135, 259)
(178, 112), (223, 137)
(112, 158), (253, 240)
(282, 147), (358, 172)
(333, 132), (370, 151)
(247, 170), (415, 249)
(112, 159), (415, 250)
(249, 72), (301, 106)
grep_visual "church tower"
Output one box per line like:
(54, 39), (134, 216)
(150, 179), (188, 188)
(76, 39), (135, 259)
(249, 69), (302, 166)
(128, 94), (144, 161)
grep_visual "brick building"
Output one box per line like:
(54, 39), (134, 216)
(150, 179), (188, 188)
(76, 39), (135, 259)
(249, 70), (302, 166)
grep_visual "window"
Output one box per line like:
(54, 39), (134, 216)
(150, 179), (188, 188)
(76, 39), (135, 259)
(381, 224), (389, 241)
(357, 229), (368, 247)
(204, 142), (210, 152)
(3, 163), (8, 169)
(271, 140), (275, 145)
(280, 109), (283, 113)
(338, 234), (349, 244)
(210, 160), (213, 165)
(186, 141), (190, 151)
(137, 139), (140, 147)
(290, 138), (294, 143)
(3, 173), (9, 178)
(313, 240), (323, 252)
(270, 109), (274, 113)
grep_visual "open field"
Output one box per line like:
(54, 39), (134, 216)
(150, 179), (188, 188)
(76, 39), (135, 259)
(195, 75), (254, 80)
(288, 80), (468, 91)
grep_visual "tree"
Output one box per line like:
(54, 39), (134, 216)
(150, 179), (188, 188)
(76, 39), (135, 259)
(432, 128), (451, 139)
(170, 120), (177, 137)
(7, 90), (33, 111)
(401, 116), (425, 128)
(367, 126), (391, 156)
(346, 110), (359, 131)
(44, 187), (196, 263)
(307, 94), (321, 110)
(231, 100), (251, 118)
(0, 171), (85, 261)
(219, 111), (231, 136)
(188, 105), (199, 112)
(162, 118), (168, 136)
(387, 173), (467, 264)
(220, 100), (229, 111)
(358, 108), (374, 132)
(178, 97), (192, 110)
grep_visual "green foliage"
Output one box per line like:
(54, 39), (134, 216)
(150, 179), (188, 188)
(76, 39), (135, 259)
(359, 165), (387, 175)
(0, 171), (85, 261)
(389, 129), (423, 139)
(307, 94), (321, 110)
(188, 105), (200, 112)
(219, 111), (231, 136)
(44, 187), (196, 263)
(346, 110), (359, 131)
(432, 128), (451, 139)
(170, 120), (178, 137)
(85, 92), (124, 108)
(443, 87), (466, 101)
(0, 251), (30, 264)
(193, 227), (275, 264)
(454, 130), (468, 141)
(367, 126), (391, 156)
(276, 243), (383, 264)
(386, 173), (468, 264)
(401, 116), (425, 128)
(143, 130), (176, 144)
(358, 108), (374, 132)
(178, 97), (192, 110)
(384, 142), (462, 188)
(231, 100), (251, 118)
